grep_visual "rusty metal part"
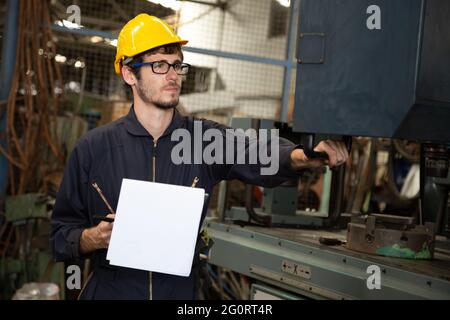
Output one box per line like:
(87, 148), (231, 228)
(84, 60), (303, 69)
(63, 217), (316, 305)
(346, 214), (435, 259)
(319, 236), (346, 246)
(351, 213), (416, 229)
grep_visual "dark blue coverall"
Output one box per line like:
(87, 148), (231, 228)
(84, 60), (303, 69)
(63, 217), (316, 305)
(50, 106), (302, 299)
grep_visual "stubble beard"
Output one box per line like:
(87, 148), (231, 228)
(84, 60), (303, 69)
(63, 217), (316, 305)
(136, 81), (179, 110)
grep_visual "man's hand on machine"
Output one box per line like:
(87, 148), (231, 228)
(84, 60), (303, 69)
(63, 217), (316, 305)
(80, 213), (115, 254)
(290, 140), (349, 170)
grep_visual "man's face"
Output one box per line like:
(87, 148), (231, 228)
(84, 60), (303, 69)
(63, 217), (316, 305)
(134, 52), (183, 110)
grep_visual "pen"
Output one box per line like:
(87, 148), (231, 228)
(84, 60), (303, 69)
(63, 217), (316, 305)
(91, 182), (116, 214)
(92, 182), (115, 223)
(191, 177), (199, 188)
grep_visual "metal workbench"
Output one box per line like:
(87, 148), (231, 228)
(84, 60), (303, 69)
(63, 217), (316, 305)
(204, 219), (450, 300)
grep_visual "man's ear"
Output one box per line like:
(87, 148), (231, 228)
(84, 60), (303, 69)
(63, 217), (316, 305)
(121, 65), (137, 86)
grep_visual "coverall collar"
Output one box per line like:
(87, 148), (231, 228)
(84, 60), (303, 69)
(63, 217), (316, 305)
(124, 104), (184, 139)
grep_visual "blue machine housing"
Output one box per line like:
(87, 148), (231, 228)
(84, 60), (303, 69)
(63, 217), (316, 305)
(294, 0), (450, 142)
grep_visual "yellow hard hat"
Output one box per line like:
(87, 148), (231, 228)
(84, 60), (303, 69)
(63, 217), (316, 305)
(114, 14), (188, 75)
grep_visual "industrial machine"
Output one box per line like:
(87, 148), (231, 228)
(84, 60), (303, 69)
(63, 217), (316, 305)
(204, 0), (450, 299)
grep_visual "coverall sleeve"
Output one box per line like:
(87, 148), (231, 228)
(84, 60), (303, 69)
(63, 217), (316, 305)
(205, 120), (303, 187)
(50, 138), (91, 262)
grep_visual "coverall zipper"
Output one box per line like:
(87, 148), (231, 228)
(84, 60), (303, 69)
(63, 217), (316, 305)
(149, 140), (157, 300)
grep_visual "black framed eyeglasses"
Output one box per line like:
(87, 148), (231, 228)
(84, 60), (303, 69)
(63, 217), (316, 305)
(130, 61), (190, 75)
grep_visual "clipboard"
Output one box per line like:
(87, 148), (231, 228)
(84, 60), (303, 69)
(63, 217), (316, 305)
(105, 179), (208, 277)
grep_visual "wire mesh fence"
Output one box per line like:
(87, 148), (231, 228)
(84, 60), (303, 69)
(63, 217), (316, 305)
(0, 0), (296, 216)
(46, 0), (295, 125)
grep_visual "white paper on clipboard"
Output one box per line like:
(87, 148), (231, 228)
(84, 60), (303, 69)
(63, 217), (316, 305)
(106, 178), (205, 277)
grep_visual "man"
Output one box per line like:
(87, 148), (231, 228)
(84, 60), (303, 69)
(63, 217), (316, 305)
(50, 14), (348, 300)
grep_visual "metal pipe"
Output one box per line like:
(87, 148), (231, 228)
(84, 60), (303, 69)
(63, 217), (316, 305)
(280, 0), (299, 122)
(326, 165), (346, 228)
(217, 180), (228, 222)
(184, 45), (294, 68)
(51, 24), (118, 40)
(0, 0), (19, 217)
(182, 0), (227, 9)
